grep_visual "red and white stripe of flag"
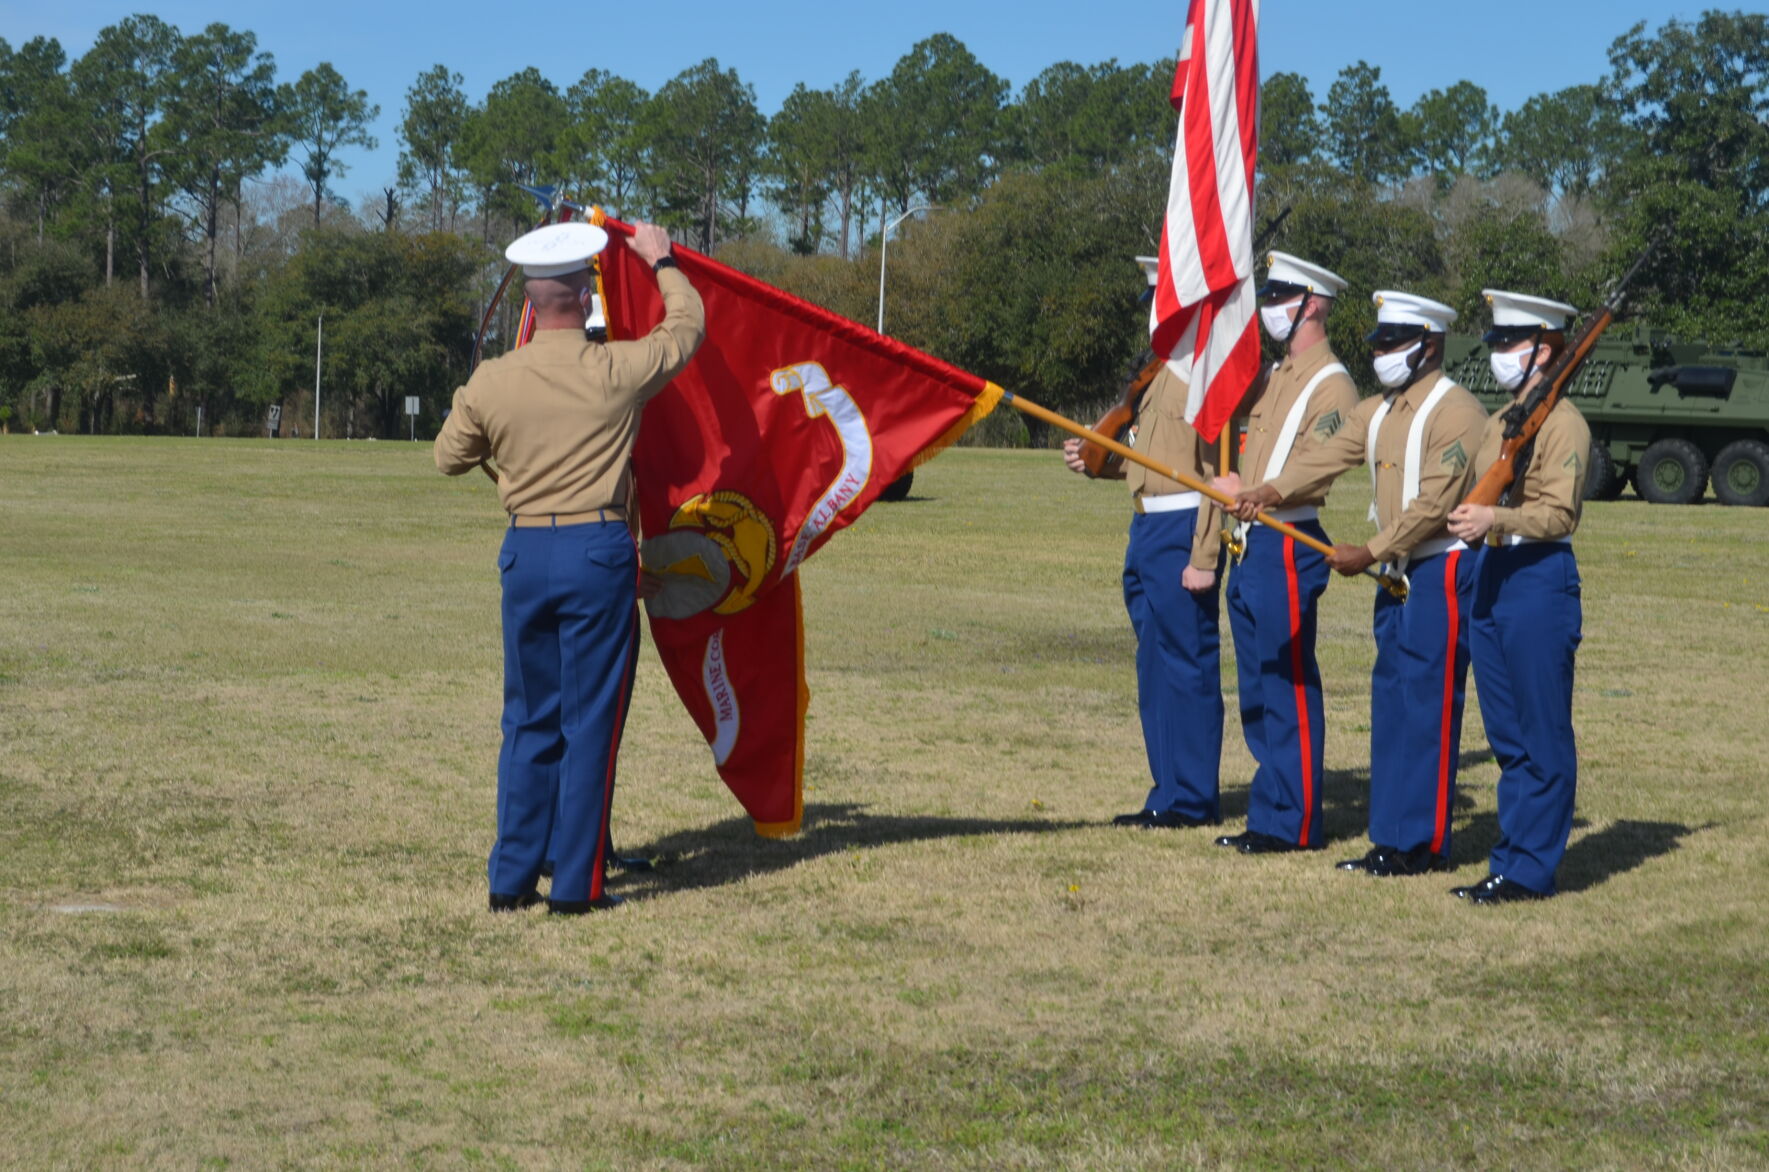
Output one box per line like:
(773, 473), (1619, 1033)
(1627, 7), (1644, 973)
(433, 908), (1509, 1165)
(1150, 0), (1261, 444)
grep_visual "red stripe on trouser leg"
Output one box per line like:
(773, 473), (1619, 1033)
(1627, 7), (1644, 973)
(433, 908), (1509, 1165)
(588, 554), (642, 901)
(1284, 537), (1314, 846)
(1431, 551), (1462, 855)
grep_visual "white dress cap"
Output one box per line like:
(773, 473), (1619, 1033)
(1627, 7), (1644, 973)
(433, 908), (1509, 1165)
(1135, 255), (1160, 288)
(1371, 290), (1458, 332)
(1263, 251), (1347, 297)
(505, 221), (609, 279)
(1483, 289), (1579, 331)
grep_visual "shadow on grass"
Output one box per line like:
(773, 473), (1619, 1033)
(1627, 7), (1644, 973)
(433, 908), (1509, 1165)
(1434, 816), (1698, 887)
(615, 802), (1090, 899)
(1558, 819), (1700, 894)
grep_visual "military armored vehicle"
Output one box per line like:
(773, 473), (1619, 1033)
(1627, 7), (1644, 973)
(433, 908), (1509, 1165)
(1444, 327), (1769, 506)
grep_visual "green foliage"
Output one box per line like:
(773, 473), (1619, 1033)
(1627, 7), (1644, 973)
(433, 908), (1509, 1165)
(1602, 10), (1769, 348)
(396, 65), (469, 234)
(2, 10), (1766, 437)
(1258, 72), (1318, 169)
(1005, 60), (1173, 173)
(163, 24), (285, 306)
(1495, 85), (1625, 200)
(889, 157), (1168, 426)
(639, 59), (763, 252)
(283, 62), (378, 228)
(1405, 81), (1498, 179)
(555, 69), (648, 217)
(458, 68), (563, 237)
(1320, 62), (1409, 185)
(765, 84), (842, 254)
(864, 34), (1007, 213)
(73, 15), (180, 298)
(243, 228), (476, 435)
(1441, 206), (1577, 325)
(1256, 168), (1444, 388)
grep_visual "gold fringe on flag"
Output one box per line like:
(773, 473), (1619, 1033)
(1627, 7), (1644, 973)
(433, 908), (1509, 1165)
(910, 380), (1004, 471)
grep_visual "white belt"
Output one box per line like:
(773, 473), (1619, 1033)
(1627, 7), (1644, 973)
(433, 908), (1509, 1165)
(1138, 491), (1202, 514)
(1497, 534), (1572, 548)
(1230, 505), (1318, 550)
(1403, 535), (1470, 562)
(1380, 534), (1470, 594)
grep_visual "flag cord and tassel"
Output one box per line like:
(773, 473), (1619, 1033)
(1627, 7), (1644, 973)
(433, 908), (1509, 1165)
(997, 388), (1407, 600)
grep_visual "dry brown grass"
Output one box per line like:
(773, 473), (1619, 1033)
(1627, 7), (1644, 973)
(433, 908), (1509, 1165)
(1, 436), (1764, 1169)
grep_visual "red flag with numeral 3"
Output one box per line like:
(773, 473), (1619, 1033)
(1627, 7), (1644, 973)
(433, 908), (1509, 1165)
(593, 215), (1001, 836)
(1151, 0), (1261, 444)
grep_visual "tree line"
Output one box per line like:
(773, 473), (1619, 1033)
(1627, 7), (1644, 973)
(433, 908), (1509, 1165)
(0, 10), (1763, 440)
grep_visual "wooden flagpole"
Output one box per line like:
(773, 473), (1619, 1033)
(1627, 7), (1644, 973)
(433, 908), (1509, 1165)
(1000, 388), (1406, 598)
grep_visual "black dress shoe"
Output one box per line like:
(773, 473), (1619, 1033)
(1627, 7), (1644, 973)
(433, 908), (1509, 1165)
(609, 853), (654, 873)
(1451, 874), (1550, 904)
(1223, 830), (1316, 854)
(1364, 844), (1449, 878)
(547, 893), (626, 916)
(489, 890), (545, 912)
(1336, 846), (1388, 873)
(1113, 810), (1155, 826)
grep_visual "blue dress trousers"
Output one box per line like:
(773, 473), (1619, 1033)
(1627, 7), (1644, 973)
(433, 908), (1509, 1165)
(1471, 542), (1582, 893)
(489, 519), (640, 905)
(1226, 521), (1331, 847)
(1368, 546), (1477, 857)
(1123, 508), (1224, 823)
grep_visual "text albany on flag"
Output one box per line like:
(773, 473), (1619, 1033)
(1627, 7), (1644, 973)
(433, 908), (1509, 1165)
(1151, 0), (1261, 444)
(587, 213), (1000, 836)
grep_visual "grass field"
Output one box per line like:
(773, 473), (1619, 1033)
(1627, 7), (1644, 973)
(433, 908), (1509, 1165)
(1, 436), (1766, 1169)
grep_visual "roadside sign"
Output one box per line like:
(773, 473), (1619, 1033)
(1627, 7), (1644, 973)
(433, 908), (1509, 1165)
(404, 397), (420, 416)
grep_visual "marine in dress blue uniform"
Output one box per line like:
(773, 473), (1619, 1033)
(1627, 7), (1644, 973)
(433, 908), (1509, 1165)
(435, 220), (705, 914)
(1212, 252), (1359, 854)
(1061, 257), (1226, 829)
(1237, 292), (1489, 877)
(1447, 291), (1590, 904)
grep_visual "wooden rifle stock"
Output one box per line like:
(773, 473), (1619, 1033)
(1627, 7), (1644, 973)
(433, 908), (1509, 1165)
(1462, 242), (1656, 508)
(1078, 353), (1165, 478)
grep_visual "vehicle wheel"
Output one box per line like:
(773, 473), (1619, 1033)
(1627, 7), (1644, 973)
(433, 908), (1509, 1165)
(1635, 438), (1709, 505)
(1712, 439), (1769, 507)
(879, 471), (914, 502)
(1583, 440), (1626, 501)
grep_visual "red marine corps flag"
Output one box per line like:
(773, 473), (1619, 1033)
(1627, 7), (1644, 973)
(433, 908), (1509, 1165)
(592, 213), (1001, 836)
(1151, 0), (1261, 443)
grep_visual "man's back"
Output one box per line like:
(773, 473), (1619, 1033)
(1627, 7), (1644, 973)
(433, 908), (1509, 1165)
(434, 266), (704, 517)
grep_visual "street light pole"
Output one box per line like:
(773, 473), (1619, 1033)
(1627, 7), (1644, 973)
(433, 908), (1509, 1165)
(876, 204), (934, 335)
(313, 313), (323, 440)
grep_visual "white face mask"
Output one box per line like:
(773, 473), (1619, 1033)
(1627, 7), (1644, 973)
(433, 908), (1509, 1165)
(1490, 347), (1536, 391)
(1372, 342), (1422, 389)
(1260, 300), (1299, 342)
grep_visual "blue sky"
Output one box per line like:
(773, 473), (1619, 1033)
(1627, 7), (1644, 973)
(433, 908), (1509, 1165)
(3, 0), (1710, 206)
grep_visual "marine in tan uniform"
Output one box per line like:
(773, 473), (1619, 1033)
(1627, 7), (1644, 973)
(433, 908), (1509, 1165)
(435, 220), (704, 915)
(1446, 290), (1591, 904)
(1061, 256), (1225, 828)
(1210, 252), (1360, 855)
(1234, 291), (1487, 878)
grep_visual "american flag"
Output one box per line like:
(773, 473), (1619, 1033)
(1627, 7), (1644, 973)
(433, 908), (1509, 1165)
(1150, 0), (1261, 444)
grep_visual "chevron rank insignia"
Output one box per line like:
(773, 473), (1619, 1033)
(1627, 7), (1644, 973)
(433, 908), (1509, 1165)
(1564, 451), (1583, 474)
(1441, 441), (1469, 473)
(1313, 409), (1344, 440)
